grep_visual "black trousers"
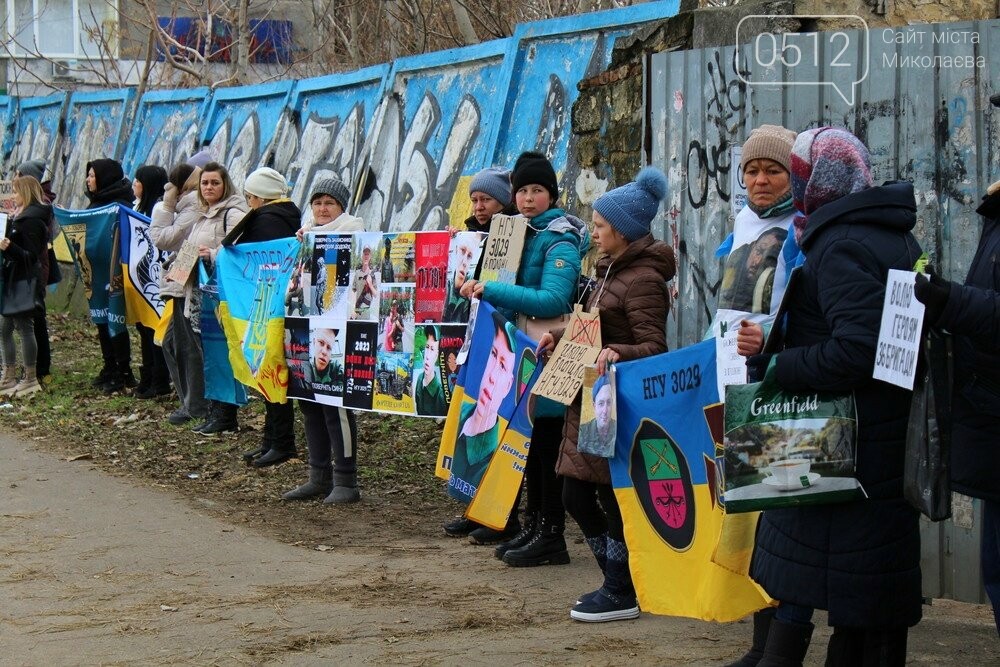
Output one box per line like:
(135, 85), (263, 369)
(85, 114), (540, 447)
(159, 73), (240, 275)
(524, 416), (565, 524)
(562, 476), (624, 541)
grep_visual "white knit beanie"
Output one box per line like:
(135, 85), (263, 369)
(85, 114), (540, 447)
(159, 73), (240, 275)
(244, 167), (288, 200)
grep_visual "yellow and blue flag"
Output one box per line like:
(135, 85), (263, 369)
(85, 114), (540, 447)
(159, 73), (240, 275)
(117, 206), (166, 330)
(215, 238), (300, 403)
(54, 205), (117, 324)
(611, 339), (771, 622)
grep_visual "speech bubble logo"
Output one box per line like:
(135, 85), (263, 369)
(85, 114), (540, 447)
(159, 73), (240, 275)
(735, 15), (869, 107)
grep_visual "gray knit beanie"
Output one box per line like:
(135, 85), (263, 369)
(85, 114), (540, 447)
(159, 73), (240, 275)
(311, 177), (351, 209)
(469, 167), (512, 207)
(16, 159), (46, 182)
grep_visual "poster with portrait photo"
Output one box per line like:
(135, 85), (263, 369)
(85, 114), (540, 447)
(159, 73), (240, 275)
(578, 366), (617, 458)
(350, 232), (383, 320)
(718, 224), (788, 314)
(343, 320), (378, 410)
(311, 233), (353, 318)
(381, 232), (416, 284)
(441, 231), (486, 324)
(378, 285), (415, 354)
(414, 231), (450, 322)
(412, 324), (453, 418)
(284, 317), (313, 400)
(285, 236), (312, 317)
(307, 320), (347, 404)
(437, 325), (467, 404)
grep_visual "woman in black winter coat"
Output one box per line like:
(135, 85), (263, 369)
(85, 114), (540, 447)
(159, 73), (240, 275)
(0, 176), (51, 397)
(915, 185), (1000, 636)
(203, 167), (301, 468)
(744, 128), (923, 666)
(85, 158), (136, 393)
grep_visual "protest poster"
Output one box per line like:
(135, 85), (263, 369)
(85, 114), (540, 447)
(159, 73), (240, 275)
(711, 308), (770, 400)
(873, 269), (924, 390)
(576, 366), (616, 458)
(610, 340), (771, 621)
(56, 205), (118, 323)
(343, 320), (377, 410)
(311, 233), (353, 317)
(531, 306), (602, 404)
(0, 181), (16, 217)
(414, 231), (450, 322)
(306, 320), (348, 404)
(442, 231), (486, 324)
(378, 285), (414, 354)
(381, 232), (415, 283)
(166, 239), (199, 286)
(413, 324), (451, 417)
(349, 233), (382, 320)
(437, 302), (533, 505)
(730, 146), (748, 216)
(477, 214), (525, 284)
(285, 316), (314, 401)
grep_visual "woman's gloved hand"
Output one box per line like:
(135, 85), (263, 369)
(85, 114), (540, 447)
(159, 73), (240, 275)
(914, 267), (951, 326)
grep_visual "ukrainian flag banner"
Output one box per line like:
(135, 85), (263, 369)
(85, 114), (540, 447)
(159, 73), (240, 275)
(610, 339), (770, 622)
(215, 238), (300, 403)
(117, 206), (166, 329)
(54, 205), (117, 324)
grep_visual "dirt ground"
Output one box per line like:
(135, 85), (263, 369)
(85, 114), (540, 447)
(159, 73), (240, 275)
(1, 432), (998, 666)
(1, 314), (998, 664)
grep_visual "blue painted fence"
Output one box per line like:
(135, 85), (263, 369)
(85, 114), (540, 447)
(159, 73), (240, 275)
(0, 1), (681, 230)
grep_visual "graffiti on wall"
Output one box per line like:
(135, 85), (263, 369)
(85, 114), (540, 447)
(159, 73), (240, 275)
(62, 99), (131, 209)
(125, 105), (203, 176)
(356, 91), (481, 232)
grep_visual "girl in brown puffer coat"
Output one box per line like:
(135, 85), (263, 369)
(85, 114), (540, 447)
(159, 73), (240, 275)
(538, 167), (675, 623)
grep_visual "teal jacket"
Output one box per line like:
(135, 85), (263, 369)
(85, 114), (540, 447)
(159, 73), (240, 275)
(482, 208), (589, 322)
(482, 209), (589, 418)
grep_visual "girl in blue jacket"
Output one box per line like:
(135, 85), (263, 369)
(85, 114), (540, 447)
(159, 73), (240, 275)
(463, 151), (590, 566)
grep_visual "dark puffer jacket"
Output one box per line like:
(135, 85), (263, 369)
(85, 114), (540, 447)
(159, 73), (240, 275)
(933, 191), (1000, 503)
(555, 234), (676, 484)
(4, 202), (50, 295)
(226, 199), (301, 245)
(751, 182), (924, 628)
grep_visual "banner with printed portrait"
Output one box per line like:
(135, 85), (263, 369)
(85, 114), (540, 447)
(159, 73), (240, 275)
(610, 340), (770, 622)
(55, 205), (118, 324)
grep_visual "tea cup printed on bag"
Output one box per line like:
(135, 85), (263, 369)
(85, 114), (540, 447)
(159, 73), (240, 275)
(767, 458), (811, 486)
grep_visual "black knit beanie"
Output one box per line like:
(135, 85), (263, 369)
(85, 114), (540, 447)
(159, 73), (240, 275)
(511, 151), (558, 203)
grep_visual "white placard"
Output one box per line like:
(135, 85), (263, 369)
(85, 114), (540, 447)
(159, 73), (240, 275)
(873, 269), (924, 390)
(712, 308), (770, 398)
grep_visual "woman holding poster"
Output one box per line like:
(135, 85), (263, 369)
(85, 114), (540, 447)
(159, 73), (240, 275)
(537, 167), (674, 623)
(737, 129), (923, 665)
(461, 151), (589, 567)
(284, 178), (362, 504)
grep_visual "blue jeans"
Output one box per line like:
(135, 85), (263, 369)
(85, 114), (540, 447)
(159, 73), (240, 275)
(983, 498), (1000, 636)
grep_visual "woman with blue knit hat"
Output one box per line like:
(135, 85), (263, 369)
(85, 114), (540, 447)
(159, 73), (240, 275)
(538, 166), (675, 622)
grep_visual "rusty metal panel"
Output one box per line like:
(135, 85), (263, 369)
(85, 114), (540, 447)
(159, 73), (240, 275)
(649, 18), (1000, 604)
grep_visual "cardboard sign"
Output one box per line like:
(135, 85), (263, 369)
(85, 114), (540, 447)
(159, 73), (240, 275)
(873, 269), (924, 390)
(477, 214), (526, 284)
(166, 238), (199, 285)
(531, 305), (602, 404)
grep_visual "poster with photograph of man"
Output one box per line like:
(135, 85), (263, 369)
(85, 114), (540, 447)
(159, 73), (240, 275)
(307, 321), (347, 402)
(578, 367), (617, 458)
(412, 325), (448, 417)
(378, 285), (415, 354)
(381, 232), (416, 284)
(350, 232), (382, 320)
(442, 231), (486, 323)
(284, 317), (313, 400)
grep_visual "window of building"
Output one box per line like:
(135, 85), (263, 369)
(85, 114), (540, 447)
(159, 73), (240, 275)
(3, 0), (118, 59)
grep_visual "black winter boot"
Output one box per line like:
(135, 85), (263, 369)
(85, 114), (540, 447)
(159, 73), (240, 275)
(101, 368), (137, 394)
(242, 413), (271, 463)
(282, 466), (334, 500)
(444, 517), (480, 537)
(824, 626), (907, 667)
(324, 471), (360, 504)
(469, 513), (521, 545)
(725, 608), (777, 667)
(494, 511), (538, 560)
(570, 537), (639, 622)
(501, 516), (570, 567)
(199, 401), (239, 435)
(758, 617), (813, 667)
(254, 401), (297, 467)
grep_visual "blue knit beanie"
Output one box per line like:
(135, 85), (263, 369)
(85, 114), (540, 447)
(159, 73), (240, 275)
(592, 166), (668, 242)
(469, 167), (512, 207)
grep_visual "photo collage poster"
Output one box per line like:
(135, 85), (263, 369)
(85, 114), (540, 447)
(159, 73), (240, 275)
(285, 230), (487, 417)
